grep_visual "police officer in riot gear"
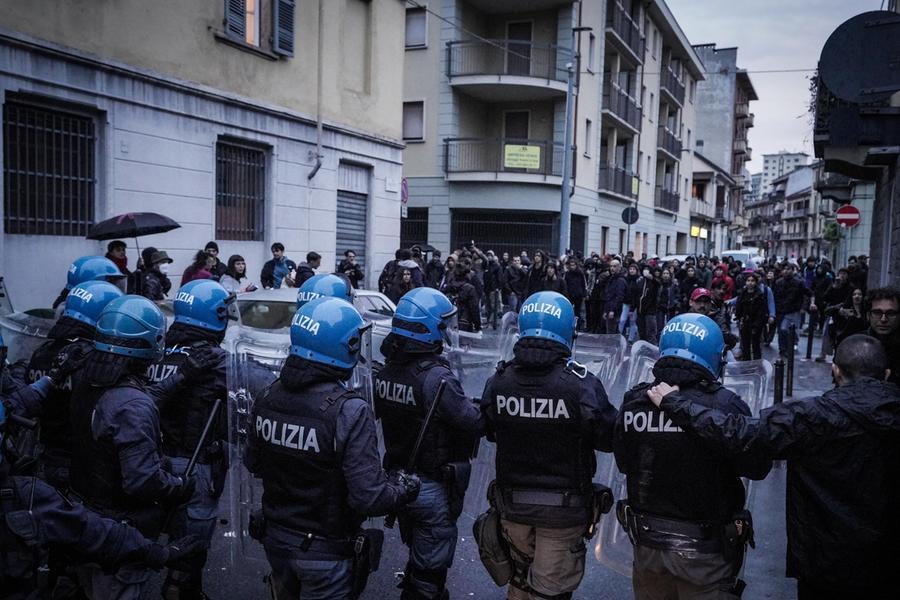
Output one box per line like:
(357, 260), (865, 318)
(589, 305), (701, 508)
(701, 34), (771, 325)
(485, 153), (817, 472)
(613, 313), (771, 599)
(0, 401), (206, 599)
(480, 291), (617, 600)
(52, 255), (128, 310)
(374, 287), (485, 600)
(246, 296), (421, 599)
(148, 279), (235, 600)
(69, 295), (197, 599)
(296, 273), (353, 308)
(26, 280), (125, 488)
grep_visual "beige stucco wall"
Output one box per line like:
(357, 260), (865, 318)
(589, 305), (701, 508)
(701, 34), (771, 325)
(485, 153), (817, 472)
(0, 0), (404, 140)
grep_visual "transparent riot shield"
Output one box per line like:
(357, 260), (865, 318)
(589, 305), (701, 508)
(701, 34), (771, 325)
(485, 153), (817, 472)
(593, 341), (660, 576)
(572, 333), (627, 386)
(0, 276), (14, 317)
(446, 330), (502, 399)
(349, 323), (374, 407)
(723, 359), (773, 416)
(224, 334), (286, 566)
(0, 310), (55, 364)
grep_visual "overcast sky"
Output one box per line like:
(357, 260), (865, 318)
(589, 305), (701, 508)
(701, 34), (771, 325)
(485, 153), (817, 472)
(666, 0), (884, 174)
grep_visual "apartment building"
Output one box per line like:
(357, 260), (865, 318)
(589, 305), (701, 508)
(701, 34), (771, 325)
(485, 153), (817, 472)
(400, 0), (703, 259)
(690, 44), (757, 247)
(689, 152), (736, 256)
(1, 0), (405, 309)
(774, 163), (830, 259)
(761, 151), (809, 194)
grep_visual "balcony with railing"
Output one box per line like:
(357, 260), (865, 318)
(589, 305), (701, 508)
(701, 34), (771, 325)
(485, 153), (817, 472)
(735, 102), (750, 118)
(657, 126), (682, 160)
(815, 170), (853, 203)
(783, 205), (810, 219)
(446, 40), (572, 100)
(602, 76), (642, 133)
(745, 113), (755, 127)
(599, 163), (638, 199)
(660, 65), (685, 106)
(605, 0), (644, 65)
(715, 204), (735, 222)
(443, 138), (564, 184)
(733, 139), (748, 154)
(690, 197), (715, 219)
(655, 186), (680, 212)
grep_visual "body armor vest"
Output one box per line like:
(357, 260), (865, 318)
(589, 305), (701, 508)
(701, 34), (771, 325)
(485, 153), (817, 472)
(618, 382), (747, 523)
(253, 380), (359, 539)
(487, 360), (593, 494)
(374, 357), (466, 477)
(149, 343), (227, 459)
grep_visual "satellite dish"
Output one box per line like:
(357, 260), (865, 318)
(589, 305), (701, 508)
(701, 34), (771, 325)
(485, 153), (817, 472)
(818, 10), (900, 104)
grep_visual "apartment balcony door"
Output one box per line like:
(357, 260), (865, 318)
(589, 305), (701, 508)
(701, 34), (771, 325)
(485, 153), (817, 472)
(503, 110), (531, 173)
(506, 22), (533, 76)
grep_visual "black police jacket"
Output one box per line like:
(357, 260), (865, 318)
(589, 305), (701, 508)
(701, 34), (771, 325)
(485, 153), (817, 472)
(659, 377), (900, 592)
(482, 357), (617, 528)
(69, 376), (183, 533)
(0, 471), (158, 594)
(614, 382), (771, 524)
(26, 338), (93, 469)
(148, 342), (228, 460)
(374, 356), (483, 479)
(245, 379), (405, 543)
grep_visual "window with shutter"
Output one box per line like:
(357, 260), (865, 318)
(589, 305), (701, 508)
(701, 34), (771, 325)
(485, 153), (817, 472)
(273, 0), (296, 57)
(405, 7), (426, 48)
(402, 102), (424, 141)
(224, 0), (246, 40)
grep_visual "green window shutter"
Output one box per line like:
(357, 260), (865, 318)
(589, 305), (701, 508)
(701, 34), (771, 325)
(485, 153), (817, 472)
(273, 0), (296, 57)
(224, 0), (245, 39)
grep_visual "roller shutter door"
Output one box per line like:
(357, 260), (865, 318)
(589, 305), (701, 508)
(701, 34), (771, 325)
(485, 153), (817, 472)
(336, 191), (368, 269)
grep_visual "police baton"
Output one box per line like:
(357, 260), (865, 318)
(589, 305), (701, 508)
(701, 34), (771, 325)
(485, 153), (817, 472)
(161, 397), (223, 533)
(384, 378), (447, 529)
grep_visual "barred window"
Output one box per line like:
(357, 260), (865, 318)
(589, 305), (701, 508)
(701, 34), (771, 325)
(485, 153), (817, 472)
(3, 101), (96, 236)
(215, 140), (266, 241)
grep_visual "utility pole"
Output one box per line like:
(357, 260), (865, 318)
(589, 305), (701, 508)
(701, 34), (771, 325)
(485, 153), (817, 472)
(558, 62), (575, 258)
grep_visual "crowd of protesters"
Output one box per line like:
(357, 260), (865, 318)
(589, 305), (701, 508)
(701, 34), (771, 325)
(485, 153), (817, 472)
(376, 243), (894, 367)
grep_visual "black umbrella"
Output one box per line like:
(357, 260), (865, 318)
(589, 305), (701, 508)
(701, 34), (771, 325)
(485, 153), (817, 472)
(87, 212), (181, 259)
(87, 212), (180, 241)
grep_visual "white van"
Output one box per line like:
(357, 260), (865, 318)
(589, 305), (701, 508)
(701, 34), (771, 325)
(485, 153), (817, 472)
(721, 249), (763, 268)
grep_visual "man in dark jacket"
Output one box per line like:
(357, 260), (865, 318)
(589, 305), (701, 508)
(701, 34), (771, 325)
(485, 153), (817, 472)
(773, 264), (813, 357)
(865, 287), (900, 386)
(204, 241), (227, 281)
(650, 333), (900, 599)
(337, 249), (364, 289)
(564, 258), (587, 330)
(442, 263), (481, 333)
(260, 243), (297, 289)
(634, 267), (660, 344)
(504, 256), (527, 313)
(291, 251), (321, 288)
(424, 250), (444, 289)
(603, 260), (627, 335)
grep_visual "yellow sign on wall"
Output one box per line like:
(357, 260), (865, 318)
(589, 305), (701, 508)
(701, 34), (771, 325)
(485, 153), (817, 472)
(503, 144), (542, 170)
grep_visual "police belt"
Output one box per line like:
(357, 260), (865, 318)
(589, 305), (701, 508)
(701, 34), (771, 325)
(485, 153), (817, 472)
(621, 505), (725, 554)
(507, 489), (591, 508)
(265, 521), (355, 558)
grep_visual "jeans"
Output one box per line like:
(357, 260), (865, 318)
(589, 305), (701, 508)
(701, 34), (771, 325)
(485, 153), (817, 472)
(398, 479), (459, 599)
(264, 547), (354, 600)
(508, 292), (521, 313)
(485, 289), (502, 329)
(778, 311), (802, 356)
(637, 313), (658, 345)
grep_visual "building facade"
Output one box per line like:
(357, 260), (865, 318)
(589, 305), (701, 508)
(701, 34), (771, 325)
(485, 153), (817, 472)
(690, 152), (736, 256)
(761, 151), (809, 195)
(1, 0), (406, 309)
(400, 0), (704, 260)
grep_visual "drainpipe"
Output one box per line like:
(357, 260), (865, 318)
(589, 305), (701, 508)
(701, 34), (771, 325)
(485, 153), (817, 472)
(308, 0), (325, 180)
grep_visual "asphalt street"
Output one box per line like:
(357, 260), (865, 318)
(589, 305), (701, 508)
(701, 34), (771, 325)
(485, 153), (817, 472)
(148, 331), (833, 600)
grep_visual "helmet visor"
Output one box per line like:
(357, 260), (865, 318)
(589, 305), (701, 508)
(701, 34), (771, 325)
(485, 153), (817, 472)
(353, 321), (374, 366)
(217, 293), (240, 325)
(108, 276), (128, 294)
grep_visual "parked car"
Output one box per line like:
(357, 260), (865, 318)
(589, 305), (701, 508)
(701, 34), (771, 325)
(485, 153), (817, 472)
(721, 249), (764, 268)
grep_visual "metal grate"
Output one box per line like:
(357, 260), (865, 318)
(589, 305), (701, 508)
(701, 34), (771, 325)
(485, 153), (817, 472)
(216, 140), (266, 241)
(401, 207), (428, 249)
(3, 101), (96, 236)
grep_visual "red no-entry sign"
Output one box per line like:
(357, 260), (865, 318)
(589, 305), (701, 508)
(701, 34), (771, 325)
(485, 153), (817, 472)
(835, 204), (861, 228)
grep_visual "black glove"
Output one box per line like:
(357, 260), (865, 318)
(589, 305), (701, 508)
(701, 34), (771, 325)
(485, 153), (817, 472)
(162, 476), (196, 509)
(48, 345), (88, 387)
(142, 535), (205, 569)
(180, 346), (219, 381)
(391, 470), (421, 505)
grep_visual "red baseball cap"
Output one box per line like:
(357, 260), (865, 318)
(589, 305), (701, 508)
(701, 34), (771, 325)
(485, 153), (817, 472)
(691, 287), (712, 301)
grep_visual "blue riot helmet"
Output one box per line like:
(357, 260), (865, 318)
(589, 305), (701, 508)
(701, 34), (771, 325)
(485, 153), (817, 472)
(94, 295), (167, 361)
(66, 256), (127, 291)
(658, 313), (726, 379)
(174, 279), (238, 332)
(62, 281), (125, 328)
(391, 287), (458, 346)
(296, 274), (353, 309)
(289, 297), (371, 370)
(518, 291), (577, 349)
